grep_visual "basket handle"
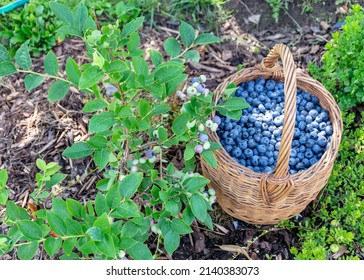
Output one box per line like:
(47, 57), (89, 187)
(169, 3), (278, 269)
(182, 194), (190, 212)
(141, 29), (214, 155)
(259, 44), (297, 205)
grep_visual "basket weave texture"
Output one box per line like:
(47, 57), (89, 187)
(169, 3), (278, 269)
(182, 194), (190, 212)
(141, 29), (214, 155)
(201, 44), (343, 225)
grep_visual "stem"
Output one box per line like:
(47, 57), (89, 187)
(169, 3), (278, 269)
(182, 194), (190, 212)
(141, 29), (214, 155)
(17, 70), (71, 84)
(13, 234), (87, 247)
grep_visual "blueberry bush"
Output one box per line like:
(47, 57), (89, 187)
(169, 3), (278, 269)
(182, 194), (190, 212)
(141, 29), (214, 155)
(308, 5), (364, 109)
(0, 2), (248, 260)
(217, 78), (332, 174)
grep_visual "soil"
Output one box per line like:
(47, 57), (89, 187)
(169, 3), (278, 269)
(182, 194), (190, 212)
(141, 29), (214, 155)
(0, 0), (352, 260)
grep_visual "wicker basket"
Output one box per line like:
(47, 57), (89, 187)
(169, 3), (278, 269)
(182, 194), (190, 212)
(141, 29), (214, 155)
(201, 44), (343, 225)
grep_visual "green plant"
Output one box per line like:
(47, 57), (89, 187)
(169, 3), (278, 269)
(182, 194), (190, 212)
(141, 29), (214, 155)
(282, 112), (364, 260)
(0, 0), (62, 57)
(265, 0), (288, 23)
(308, 5), (364, 109)
(300, 0), (322, 13)
(0, 2), (248, 260)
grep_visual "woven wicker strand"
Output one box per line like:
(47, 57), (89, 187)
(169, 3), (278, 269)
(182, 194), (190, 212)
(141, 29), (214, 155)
(201, 44), (343, 225)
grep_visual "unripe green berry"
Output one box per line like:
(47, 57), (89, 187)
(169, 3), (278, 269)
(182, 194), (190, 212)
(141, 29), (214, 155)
(209, 195), (216, 205)
(203, 141), (211, 150)
(187, 86), (197, 96)
(211, 123), (219, 132)
(198, 123), (204, 132)
(199, 75), (207, 83)
(208, 188), (216, 196)
(132, 159), (139, 165)
(131, 165), (138, 173)
(192, 82), (200, 88)
(139, 158), (146, 164)
(153, 146), (162, 153)
(148, 156), (157, 163)
(205, 120), (213, 128)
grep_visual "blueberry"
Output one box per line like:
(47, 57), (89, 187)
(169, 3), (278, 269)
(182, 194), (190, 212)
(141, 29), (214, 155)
(308, 109), (318, 119)
(199, 134), (209, 142)
(299, 145), (306, 153)
(258, 104), (266, 113)
(292, 140), (300, 147)
(258, 95), (266, 102)
(225, 123), (233, 130)
(262, 114), (273, 122)
(318, 122), (326, 130)
(257, 144), (267, 154)
(253, 149), (258, 155)
(298, 121), (306, 131)
(224, 145), (233, 152)
(252, 99), (260, 107)
(268, 157), (275, 165)
(273, 151), (279, 159)
(266, 80), (276, 91)
(254, 121), (262, 129)
(275, 142), (281, 151)
(305, 102), (314, 111)
(290, 149), (297, 158)
(264, 166), (273, 173)
(253, 166), (261, 172)
(310, 157), (319, 166)
(240, 115), (249, 123)
(252, 155), (260, 166)
(267, 144), (274, 152)
(273, 128), (282, 137)
(260, 137), (270, 145)
(259, 156), (269, 167)
(237, 140), (248, 150)
(305, 115), (313, 124)
(222, 131), (229, 139)
(247, 127), (256, 135)
(305, 150), (314, 159)
(294, 128), (301, 137)
(192, 77), (199, 83)
(296, 162), (305, 170)
(325, 125), (333, 136)
(229, 129), (239, 139)
(297, 153), (304, 160)
(318, 131), (326, 138)
(266, 151), (273, 158)
(255, 84), (264, 92)
(302, 92), (311, 100)
(311, 121), (319, 129)
(256, 77), (266, 85)
(302, 158), (310, 167)
(306, 139), (315, 147)
(225, 137), (234, 146)
(261, 123), (269, 130)
(244, 148), (253, 157)
(241, 131), (249, 139)
(299, 135), (307, 145)
(262, 131), (271, 138)
(311, 96), (319, 104)
(145, 149), (155, 158)
(312, 144), (321, 154)
(317, 136), (328, 147)
(232, 147), (243, 158)
(289, 158), (297, 167)
(240, 159), (246, 166)
(273, 116), (284, 126)
(213, 115), (222, 125)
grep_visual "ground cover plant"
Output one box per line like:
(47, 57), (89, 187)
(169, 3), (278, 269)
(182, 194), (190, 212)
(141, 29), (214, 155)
(0, 1), (249, 260)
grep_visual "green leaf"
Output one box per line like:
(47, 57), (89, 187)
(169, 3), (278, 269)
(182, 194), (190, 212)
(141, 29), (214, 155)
(126, 242), (153, 260)
(94, 149), (110, 170)
(182, 50), (200, 63)
(48, 80), (70, 102)
(0, 189), (10, 205)
(119, 237), (137, 249)
(0, 170), (8, 187)
(93, 213), (111, 234)
(65, 218), (83, 235)
(79, 66), (103, 89)
(17, 242), (38, 260)
(51, 198), (72, 219)
(165, 200), (179, 216)
(164, 37), (181, 57)
(203, 214), (213, 230)
(110, 200), (139, 219)
(83, 99), (107, 113)
(24, 74), (45, 92)
(184, 143), (195, 161)
(62, 237), (77, 255)
(132, 56), (148, 76)
(121, 221), (139, 238)
(150, 104), (171, 116)
(172, 113), (189, 136)
(35, 158), (47, 171)
(66, 198), (83, 219)
(87, 135), (107, 149)
(105, 60), (128, 73)
(0, 44), (10, 62)
(184, 176), (210, 193)
(171, 218), (193, 234)
(86, 227), (102, 241)
(89, 112), (115, 133)
(202, 150), (218, 168)
(50, 2), (74, 26)
(17, 220), (43, 240)
(121, 16), (144, 38)
(6, 201), (30, 221)
(73, 2), (88, 31)
(14, 41), (31, 70)
(150, 49), (163, 67)
(194, 33), (221, 45)
(183, 206), (194, 225)
(106, 183), (121, 208)
(138, 99), (151, 118)
(119, 172), (143, 199)
(223, 83), (237, 98)
(57, 25), (82, 37)
(66, 57), (81, 87)
(218, 97), (250, 111)
(190, 194), (207, 222)
(44, 51), (59, 76)
(164, 230), (180, 256)
(62, 142), (93, 159)
(95, 193), (109, 217)
(158, 127), (168, 142)
(154, 62), (184, 84)
(47, 211), (67, 236)
(179, 21), (195, 47)
(0, 61), (17, 77)
(78, 240), (98, 255)
(44, 238), (62, 258)
(45, 173), (67, 189)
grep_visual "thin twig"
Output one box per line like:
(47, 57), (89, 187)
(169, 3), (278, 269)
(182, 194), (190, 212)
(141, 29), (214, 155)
(238, 0), (254, 16)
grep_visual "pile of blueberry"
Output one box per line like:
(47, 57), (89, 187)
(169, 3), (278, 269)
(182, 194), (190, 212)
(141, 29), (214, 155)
(216, 77), (332, 174)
